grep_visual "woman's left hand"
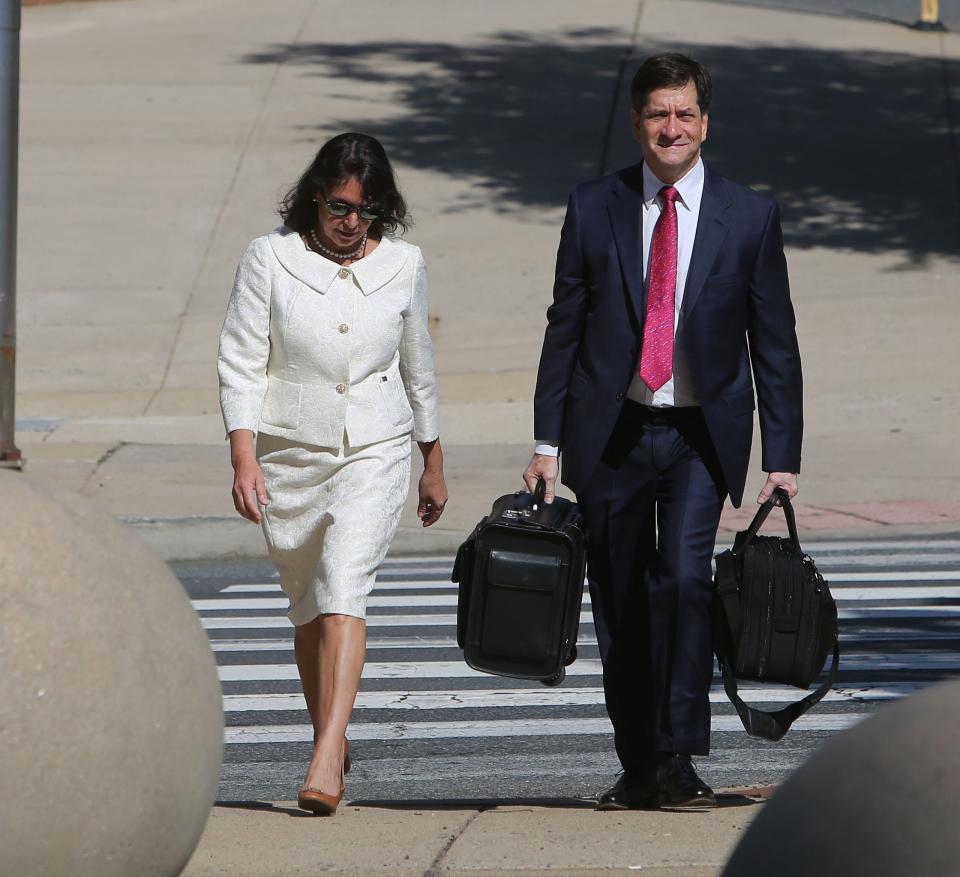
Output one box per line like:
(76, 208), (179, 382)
(416, 438), (447, 527)
(417, 468), (448, 527)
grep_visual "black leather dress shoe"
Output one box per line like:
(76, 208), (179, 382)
(657, 754), (716, 809)
(596, 770), (660, 811)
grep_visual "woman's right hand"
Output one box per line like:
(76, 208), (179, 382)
(229, 430), (269, 523)
(232, 457), (269, 523)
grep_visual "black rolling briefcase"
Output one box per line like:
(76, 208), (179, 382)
(452, 481), (587, 686)
(714, 488), (840, 741)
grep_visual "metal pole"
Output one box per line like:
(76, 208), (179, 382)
(0, 0), (21, 468)
(914, 0), (947, 30)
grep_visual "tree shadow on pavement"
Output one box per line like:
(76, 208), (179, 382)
(242, 32), (960, 264)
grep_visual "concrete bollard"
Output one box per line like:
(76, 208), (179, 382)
(0, 472), (223, 877)
(723, 677), (960, 876)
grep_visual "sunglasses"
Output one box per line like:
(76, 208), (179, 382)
(322, 197), (382, 222)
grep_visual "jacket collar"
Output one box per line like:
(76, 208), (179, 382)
(268, 226), (409, 295)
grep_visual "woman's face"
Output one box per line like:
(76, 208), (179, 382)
(315, 176), (377, 250)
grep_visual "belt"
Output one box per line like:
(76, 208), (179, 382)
(623, 400), (703, 423)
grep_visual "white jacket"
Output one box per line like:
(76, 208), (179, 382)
(218, 227), (440, 449)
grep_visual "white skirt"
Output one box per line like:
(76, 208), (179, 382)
(256, 431), (411, 625)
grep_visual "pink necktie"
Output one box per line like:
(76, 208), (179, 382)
(639, 186), (679, 392)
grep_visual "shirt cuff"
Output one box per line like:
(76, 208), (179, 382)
(534, 442), (559, 457)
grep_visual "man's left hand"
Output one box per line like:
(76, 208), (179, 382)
(758, 472), (798, 504)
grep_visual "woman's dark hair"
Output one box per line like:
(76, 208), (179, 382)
(279, 133), (409, 236)
(630, 53), (712, 115)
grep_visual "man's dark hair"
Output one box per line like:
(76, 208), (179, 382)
(630, 53), (712, 114)
(279, 132), (409, 236)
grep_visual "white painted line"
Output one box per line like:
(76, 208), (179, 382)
(224, 712), (868, 744)
(219, 659), (604, 682)
(839, 607), (960, 619)
(209, 628), (960, 652)
(827, 586), (960, 599)
(221, 581), (459, 594)
(826, 572), (960, 583)
(220, 570), (960, 596)
(202, 616), (293, 629)
(222, 683), (921, 713)
(217, 652), (960, 682)
(799, 540), (960, 552)
(200, 605), (960, 630)
(192, 583), (960, 613)
(812, 554), (960, 567)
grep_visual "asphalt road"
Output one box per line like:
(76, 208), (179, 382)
(708, 0), (959, 29)
(175, 534), (960, 804)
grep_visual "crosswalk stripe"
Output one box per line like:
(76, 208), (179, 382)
(222, 683), (919, 713)
(220, 564), (960, 595)
(217, 652), (960, 682)
(208, 628), (960, 651)
(192, 583), (960, 612)
(199, 604), (960, 630)
(189, 538), (960, 799)
(224, 712), (869, 744)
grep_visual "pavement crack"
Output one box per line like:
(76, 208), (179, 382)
(805, 503), (890, 526)
(81, 441), (127, 491)
(422, 808), (483, 877)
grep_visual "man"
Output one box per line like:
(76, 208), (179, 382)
(524, 53), (802, 810)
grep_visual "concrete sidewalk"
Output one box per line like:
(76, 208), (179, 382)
(181, 791), (772, 877)
(17, 0), (960, 561)
(15, 0), (960, 874)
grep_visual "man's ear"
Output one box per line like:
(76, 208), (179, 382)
(701, 112), (709, 143)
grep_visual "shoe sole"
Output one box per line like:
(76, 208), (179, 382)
(659, 798), (717, 812)
(595, 797), (661, 812)
(297, 794), (338, 816)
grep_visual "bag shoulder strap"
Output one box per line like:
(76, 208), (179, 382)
(714, 550), (743, 644)
(717, 640), (839, 741)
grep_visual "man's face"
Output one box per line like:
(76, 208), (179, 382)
(631, 80), (708, 183)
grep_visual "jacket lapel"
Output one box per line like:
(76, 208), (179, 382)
(268, 227), (410, 296)
(607, 166), (646, 325)
(681, 166), (731, 321)
(269, 226), (338, 293)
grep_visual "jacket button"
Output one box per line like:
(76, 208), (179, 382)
(335, 383), (347, 394)
(338, 268), (350, 280)
(338, 323), (349, 334)
(616, 392), (624, 401)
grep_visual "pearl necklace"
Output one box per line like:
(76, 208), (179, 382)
(309, 228), (367, 262)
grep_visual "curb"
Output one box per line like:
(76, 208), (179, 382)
(122, 516), (466, 562)
(123, 515), (960, 563)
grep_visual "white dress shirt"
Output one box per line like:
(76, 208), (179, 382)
(535, 159), (705, 456)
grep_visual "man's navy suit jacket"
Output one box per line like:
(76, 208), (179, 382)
(533, 162), (803, 508)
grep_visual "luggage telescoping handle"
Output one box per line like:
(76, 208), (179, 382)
(734, 487), (801, 555)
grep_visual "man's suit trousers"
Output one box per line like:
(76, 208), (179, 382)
(577, 402), (726, 772)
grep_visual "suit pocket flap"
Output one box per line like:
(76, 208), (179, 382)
(261, 376), (303, 430)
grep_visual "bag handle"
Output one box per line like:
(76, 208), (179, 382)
(734, 487), (801, 554)
(717, 640), (839, 741)
(530, 478), (551, 525)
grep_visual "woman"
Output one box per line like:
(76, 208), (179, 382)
(218, 133), (446, 815)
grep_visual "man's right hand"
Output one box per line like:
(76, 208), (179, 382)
(523, 454), (559, 504)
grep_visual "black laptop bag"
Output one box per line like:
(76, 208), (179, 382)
(714, 489), (840, 741)
(452, 481), (587, 686)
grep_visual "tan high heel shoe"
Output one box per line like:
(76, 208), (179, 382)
(298, 739), (349, 816)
